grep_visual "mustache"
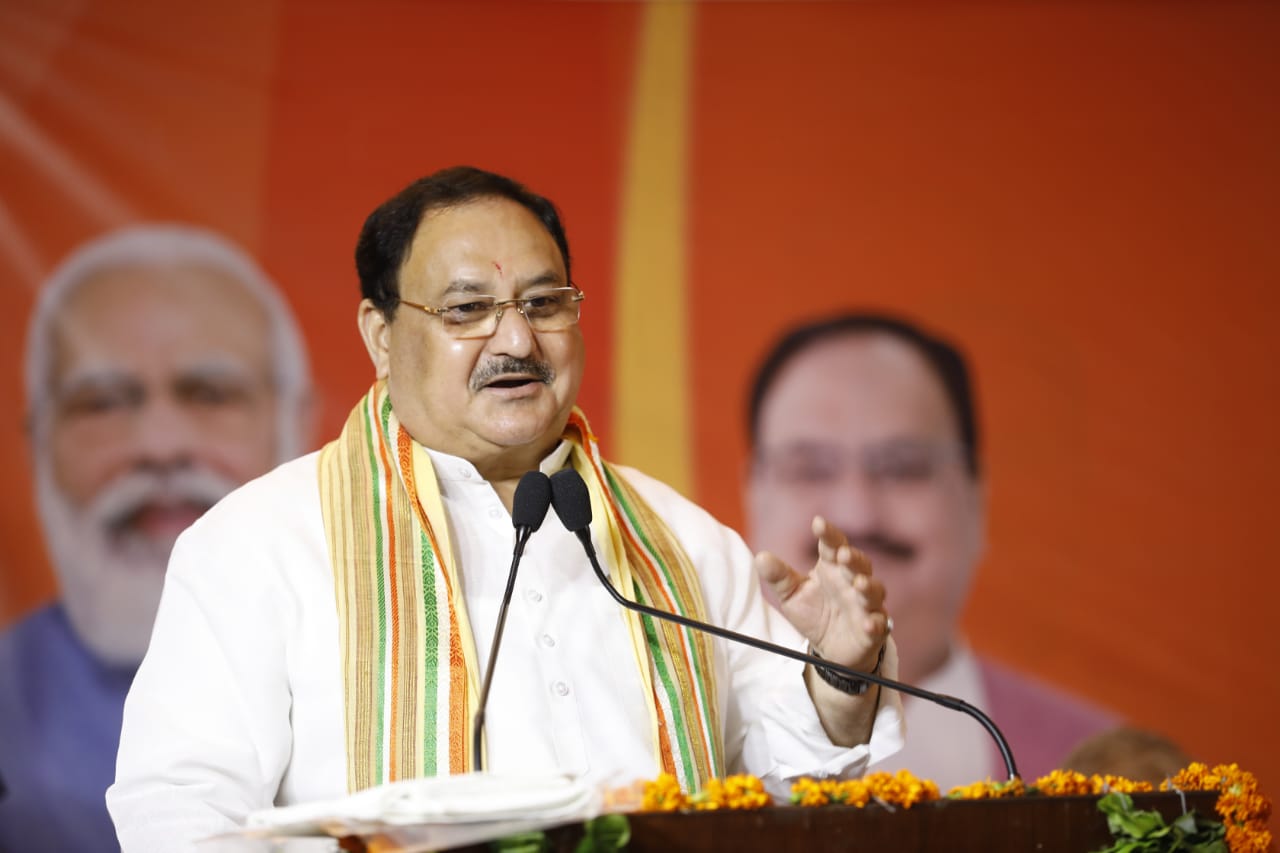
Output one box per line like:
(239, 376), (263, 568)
(813, 532), (916, 563)
(469, 356), (555, 392)
(90, 467), (236, 540)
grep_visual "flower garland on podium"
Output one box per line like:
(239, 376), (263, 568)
(637, 763), (1272, 852)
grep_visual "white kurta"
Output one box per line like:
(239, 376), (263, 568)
(108, 447), (903, 851)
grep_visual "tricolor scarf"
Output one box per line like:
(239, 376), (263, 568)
(318, 381), (723, 793)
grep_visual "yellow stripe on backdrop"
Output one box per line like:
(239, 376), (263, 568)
(612, 1), (695, 496)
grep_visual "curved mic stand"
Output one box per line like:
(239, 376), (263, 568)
(576, 534), (1020, 781)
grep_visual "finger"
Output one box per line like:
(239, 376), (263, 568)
(863, 609), (892, 643)
(813, 558), (881, 612)
(809, 565), (887, 649)
(812, 547), (873, 601)
(753, 551), (806, 605)
(837, 543), (874, 577)
(852, 574), (886, 613)
(811, 516), (848, 564)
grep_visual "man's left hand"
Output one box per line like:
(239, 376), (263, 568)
(753, 515), (891, 744)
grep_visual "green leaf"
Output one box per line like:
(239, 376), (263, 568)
(490, 830), (549, 853)
(1189, 840), (1228, 853)
(575, 814), (631, 853)
(1098, 792), (1134, 819)
(1095, 841), (1147, 853)
(1093, 794), (1232, 853)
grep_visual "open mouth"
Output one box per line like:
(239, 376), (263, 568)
(111, 500), (214, 543)
(484, 376), (544, 390)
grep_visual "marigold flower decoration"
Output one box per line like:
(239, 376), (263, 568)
(641, 773), (769, 812)
(1028, 769), (1152, 797)
(640, 773), (688, 812)
(946, 776), (1027, 800)
(1164, 763), (1272, 853)
(790, 771), (942, 809)
(640, 763), (1272, 852)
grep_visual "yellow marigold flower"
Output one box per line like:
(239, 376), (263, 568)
(690, 777), (726, 811)
(790, 777), (830, 807)
(641, 773), (688, 812)
(721, 774), (769, 810)
(835, 779), (872, 808)
(664, 774), (770, 812)
(884, 770), (939, 809)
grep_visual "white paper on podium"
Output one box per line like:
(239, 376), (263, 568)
(201, 772), (601, 852)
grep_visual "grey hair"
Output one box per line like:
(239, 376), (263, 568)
(24, 224), (312, 461)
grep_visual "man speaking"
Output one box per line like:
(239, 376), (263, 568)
(108, 167), (903, 850)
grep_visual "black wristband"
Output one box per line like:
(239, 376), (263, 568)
(809, 643), (886, 696)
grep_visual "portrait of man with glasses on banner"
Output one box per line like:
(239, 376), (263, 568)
(109, 166), (906, 850)
(744, 313), (1118, 792)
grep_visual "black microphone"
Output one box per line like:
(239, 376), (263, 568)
(547, 468), (1020, 781)
(471, 470), (553, 772)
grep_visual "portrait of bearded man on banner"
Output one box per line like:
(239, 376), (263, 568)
(0, 224), (313, 852)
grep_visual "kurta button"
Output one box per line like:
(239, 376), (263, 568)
(525, 589), (543, 603)
(540, 634), (556, 647)
(552, 681), (570, 696)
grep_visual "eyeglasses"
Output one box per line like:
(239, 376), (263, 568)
(398, 287), (585, 339)
(753, 439), (965, 492)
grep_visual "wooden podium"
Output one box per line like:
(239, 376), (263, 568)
(341, 791), (1218, 853)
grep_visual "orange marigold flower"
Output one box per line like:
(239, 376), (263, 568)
(1034, 769), (1095, 796)
(1093, 774), (1152, 794)
(791, 771), (940, 809)
(948, 777), (1026, 800)
(683, 762), (1271, 851)
(1159, 762), (1273, 852)
(1225, 822), (1273, 853)
(1166, 761), (1218, 792)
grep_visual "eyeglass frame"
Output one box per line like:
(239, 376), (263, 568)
(397, 285), (586, 339)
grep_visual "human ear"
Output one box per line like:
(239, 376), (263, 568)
(357, 299), (392, 379)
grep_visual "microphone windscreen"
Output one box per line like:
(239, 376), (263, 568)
(512, 471), (553, 531)
(549, 469), (593, 533)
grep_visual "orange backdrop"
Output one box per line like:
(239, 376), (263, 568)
(1, 0), (1276, 792)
